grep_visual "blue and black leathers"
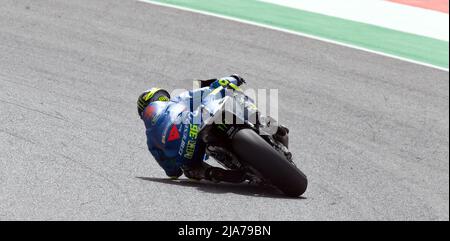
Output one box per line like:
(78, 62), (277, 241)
(141, 77), (241, 178)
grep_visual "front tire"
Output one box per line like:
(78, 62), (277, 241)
(232, 129), (308, 197)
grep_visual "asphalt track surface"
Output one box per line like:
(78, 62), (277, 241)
(0, 0), (448, 220)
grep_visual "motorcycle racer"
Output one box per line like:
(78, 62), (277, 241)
(137, 75), (289, 183)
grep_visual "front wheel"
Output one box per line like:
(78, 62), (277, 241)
(231, 129), (308, 197)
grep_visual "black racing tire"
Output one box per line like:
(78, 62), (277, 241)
(232, 128), (308, 197)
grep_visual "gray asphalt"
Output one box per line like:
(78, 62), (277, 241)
(0, 0), (448, 220)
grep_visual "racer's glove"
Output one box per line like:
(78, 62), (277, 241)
(196, 75), (246, 88)
(230, 74), (246, 86)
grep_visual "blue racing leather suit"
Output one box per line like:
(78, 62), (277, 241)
(141, 77), (240, 178)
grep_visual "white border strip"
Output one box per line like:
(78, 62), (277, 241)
(138, 0), (449, 72)
(260, 0), (449, 41)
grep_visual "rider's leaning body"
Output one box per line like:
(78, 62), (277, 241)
(137, 75), (288, 182)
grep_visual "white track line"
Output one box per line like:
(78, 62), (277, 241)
(138, 0), (449, 72)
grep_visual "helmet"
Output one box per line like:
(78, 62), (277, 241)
(137, 88), (170, 118)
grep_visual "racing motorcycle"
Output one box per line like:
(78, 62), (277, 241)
(197, 82), (308, 197)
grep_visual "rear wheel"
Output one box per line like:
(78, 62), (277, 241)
(232, 129), (308, 197)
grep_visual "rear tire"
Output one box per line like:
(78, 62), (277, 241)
(232, 129), (308, 197)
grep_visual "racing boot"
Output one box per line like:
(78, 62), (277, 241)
(182, 162), (246, 183)
(205, 167), (247, 183)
